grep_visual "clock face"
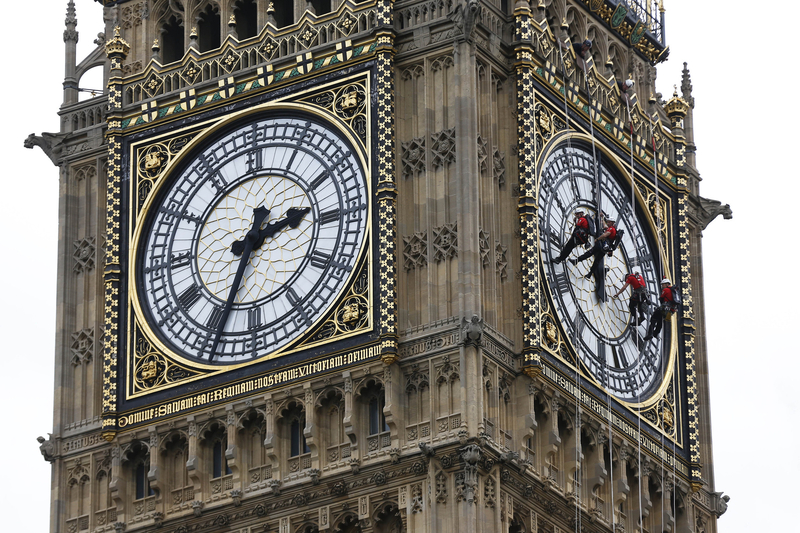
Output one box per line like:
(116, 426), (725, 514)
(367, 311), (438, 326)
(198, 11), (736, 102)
(538, 143), (666, 400)
(134, 113), (369, 365)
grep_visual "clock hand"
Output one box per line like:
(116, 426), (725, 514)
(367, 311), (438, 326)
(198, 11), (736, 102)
(231, 207), (311, 256)
(253, 207), (311, 249)
(209, 205), (270, 360)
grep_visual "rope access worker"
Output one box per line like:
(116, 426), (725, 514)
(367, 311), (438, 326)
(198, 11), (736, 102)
(575, 38), (592, 55)
(644, 277), (679, 341)
(560, 39), (592, 70)
(553, 210), (591, 264)
(569, 215), (617, 281)
(612, 271), (648, 325)
(617, 79), (634, 105)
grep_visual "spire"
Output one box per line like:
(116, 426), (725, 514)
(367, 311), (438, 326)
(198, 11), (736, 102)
(64, 0), (78, 43)
(681, 62), (694, 107)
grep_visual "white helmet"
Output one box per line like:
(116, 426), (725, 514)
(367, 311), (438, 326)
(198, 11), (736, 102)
(661, 278), (671, 285)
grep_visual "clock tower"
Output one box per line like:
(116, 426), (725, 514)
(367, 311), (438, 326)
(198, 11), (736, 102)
(32, 1), (731, 533)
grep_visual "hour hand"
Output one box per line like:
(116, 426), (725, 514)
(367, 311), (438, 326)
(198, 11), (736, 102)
(231, 207), (310, 256)
(253, 207), (311, 248)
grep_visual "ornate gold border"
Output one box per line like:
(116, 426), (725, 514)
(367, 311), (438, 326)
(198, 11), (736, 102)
(124, 77), (375, 398)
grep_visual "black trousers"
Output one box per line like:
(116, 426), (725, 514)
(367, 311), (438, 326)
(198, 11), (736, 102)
(576, 242), (606, 278)
(629, 289), (647, 322)
(555, 233), (586, 262)
(646, 307), (675, 339)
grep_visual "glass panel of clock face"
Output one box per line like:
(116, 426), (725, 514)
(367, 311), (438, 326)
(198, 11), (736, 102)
(538, 143), (666, 400)
(137, 115), (369, 365)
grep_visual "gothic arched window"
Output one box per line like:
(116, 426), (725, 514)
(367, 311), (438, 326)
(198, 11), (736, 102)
(290, 416), (309, 457)
(310, 0), (332, 15)
(161, 15), (184, 64)
(272, 2), (293, 28)
(233, 0), (258, 39)
(197, 4), (221, 52)
(358, 380), (390, 454)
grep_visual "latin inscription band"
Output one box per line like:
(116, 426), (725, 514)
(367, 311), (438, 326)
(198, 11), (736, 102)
(119, 344), (379, 428)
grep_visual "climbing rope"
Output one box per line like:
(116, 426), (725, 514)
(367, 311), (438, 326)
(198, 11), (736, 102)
(557, 40), (583, 533)
(625, 96), (645, 533)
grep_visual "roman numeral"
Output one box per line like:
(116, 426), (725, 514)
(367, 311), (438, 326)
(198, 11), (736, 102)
(310, 250), (331, 270)
(553, 272), (570, 295)
(286, 287), (301, 306)
(246, 150), (262, 173)
(318, 208), (340, 226)
(310, 170), (329, 190)
(171, 251), (192, 269)
(208, 171), (226, 191)
(247, 308), (262, 330)
(612, 345), (629, 369)
(597, 339), (607, 368)
(177, 284), (202, 310)
(287, 149), (298, 170)
(286, 287), (312, 327)
(206, 306), (224, 329)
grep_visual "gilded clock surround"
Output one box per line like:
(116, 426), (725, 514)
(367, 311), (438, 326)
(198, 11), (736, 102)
(126, 94), (376, 398)
(515, 6), (688, 460)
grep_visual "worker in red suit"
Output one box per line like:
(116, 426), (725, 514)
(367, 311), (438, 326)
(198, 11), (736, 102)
(553, 210), (591, 264)
(569, 216), (617, 281)
(644, 277), (679, 341)
(613, 271), (648, 324)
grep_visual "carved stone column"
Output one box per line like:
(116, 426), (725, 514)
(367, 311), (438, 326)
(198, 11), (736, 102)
(147, 429), (161, 494)
(523, 382), (539, 464)
(383, 362), (404, 451)
(109, 445), (125, 519)
(563, 412), (582, 497)
(342, 372), (356, 455)
(304, 384), (319, 469)
(612, 443), (630, 518)
(652, 478), (676, 533)
(225, 406), (240, 488)
(586, 427), (608, 516)
(186, 416), (202, 499)
(264, 394), (279, 482)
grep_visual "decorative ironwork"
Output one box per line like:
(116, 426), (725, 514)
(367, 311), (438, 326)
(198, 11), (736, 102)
(301, 81), (368, 145)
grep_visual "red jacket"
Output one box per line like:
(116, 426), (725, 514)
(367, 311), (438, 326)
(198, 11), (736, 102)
(626, 274), (646, 290)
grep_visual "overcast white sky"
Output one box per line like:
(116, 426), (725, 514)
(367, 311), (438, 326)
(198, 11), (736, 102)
(0, 0), (794, 529)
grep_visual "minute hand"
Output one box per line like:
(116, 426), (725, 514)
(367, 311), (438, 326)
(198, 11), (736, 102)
(209, 205), (270, 360)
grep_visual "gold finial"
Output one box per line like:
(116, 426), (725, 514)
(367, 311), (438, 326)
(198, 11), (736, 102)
(673, 84), (678, 97)
(229, 14), (236, 24)
(659, 0), (665, 13)
(152, 38), (160, 50)
(267, 1), (275, 12)
(190, 27), (198, 38)
(106, 25), (130, 58)
(664, 88), (690, 118)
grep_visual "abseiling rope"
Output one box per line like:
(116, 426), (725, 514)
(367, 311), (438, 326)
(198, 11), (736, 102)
(579, 52), (619, 533)
(556, 41), (583, 533)
(625, 97), (645, 533)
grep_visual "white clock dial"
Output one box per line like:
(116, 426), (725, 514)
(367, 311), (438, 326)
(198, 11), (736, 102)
(539, 143), (666, 400)
(135, 113), (369, 365)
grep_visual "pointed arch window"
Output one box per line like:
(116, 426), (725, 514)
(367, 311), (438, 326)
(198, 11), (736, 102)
(197, 4), (221, 52)
(290, 416), (309, 457)
(233, 0), (258, 39)
(161, 15), (184, 64)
